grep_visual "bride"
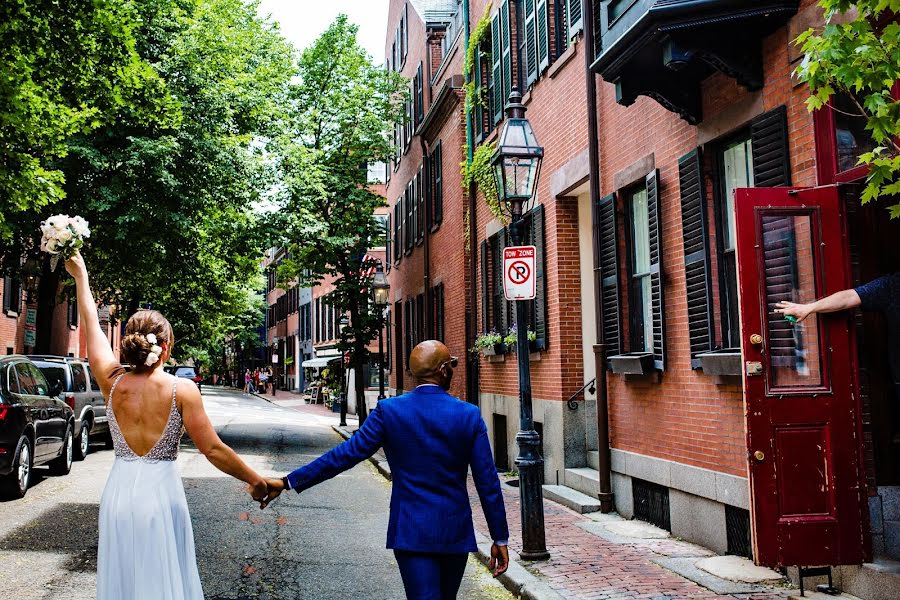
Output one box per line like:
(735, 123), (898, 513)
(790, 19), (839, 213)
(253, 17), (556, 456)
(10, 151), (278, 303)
(65, 253), (269, 600)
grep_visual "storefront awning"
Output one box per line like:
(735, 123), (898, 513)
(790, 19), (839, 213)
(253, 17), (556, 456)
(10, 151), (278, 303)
(301, 356), (341, 369)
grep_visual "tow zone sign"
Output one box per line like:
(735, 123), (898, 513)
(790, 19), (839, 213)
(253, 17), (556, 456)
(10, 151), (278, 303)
(503, 245), (536, 301)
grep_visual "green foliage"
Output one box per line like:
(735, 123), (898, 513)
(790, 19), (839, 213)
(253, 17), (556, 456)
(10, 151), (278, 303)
(462, 142), (506, 222)
(0, 0), (179, 237)
(795, 1), (900, 217)
(463, 5), (493, 117)
(472, 330), (503, 352)
(274, 15), (406, 368)
(503, 327), (536, 347)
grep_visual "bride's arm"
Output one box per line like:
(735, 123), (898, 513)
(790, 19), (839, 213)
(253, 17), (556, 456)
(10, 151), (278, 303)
(65, 254), (120, 393)
(178, 380), (267, 496)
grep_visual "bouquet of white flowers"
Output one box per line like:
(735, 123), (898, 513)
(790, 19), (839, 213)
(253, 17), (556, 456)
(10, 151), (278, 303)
(40, 214), (91, 270)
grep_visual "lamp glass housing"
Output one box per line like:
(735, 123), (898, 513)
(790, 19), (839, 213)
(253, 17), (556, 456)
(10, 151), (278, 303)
(491, 116), (543, 205)
(372, 265), (390, 306)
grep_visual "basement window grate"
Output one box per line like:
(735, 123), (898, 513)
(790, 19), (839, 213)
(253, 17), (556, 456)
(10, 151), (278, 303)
(726, 505), (753, 559)
(632, 478), (670, 531)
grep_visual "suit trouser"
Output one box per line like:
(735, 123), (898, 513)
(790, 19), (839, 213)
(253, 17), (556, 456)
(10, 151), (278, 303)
(393, 550), (468, 600)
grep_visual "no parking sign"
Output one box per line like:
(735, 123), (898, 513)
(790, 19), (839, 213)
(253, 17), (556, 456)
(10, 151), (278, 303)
(503, 245), (536, 300)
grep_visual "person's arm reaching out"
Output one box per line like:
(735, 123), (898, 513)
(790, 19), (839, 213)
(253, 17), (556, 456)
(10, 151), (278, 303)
(775, 289), (861, 323)
(178, 379), (267, 499)
(65, 254), (121, 394)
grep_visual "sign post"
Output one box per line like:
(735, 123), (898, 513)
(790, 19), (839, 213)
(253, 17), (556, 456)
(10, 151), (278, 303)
(503, 245), (537, 300)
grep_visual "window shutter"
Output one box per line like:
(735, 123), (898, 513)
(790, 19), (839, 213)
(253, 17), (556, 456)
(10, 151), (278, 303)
(393, 201), (401, 264)
(497, 231), (510, 333)
(2, 277), (10, 313)
(474, 48), (485, 139)
(596, 194), (620, 355)
(567, 0), (583, 36)
(646, 169), (666, 370)
(481, 240), (490, 333)
(433, 143), (443, 225)
(417, 167), (425, 243)
(416, 63), (424, 125)
(524, 0), (537, 86)
(529, 205), (548, 346)
(537, 0), (549, 72)
(500, 0), (512, 108)
(678, 149), (713, 367)
(751, 105), (791, 187)
(491, 13), (503, 125)
(406, 184), (414, 252)
(386, 214), (392, 269)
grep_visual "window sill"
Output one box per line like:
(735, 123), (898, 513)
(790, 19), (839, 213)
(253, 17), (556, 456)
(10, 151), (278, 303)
(5, 310), (18, 319)
(696, 349), (742, 377)
(548, 36), (580, 80)
(430, 223), (441, 233)
(608, 352), (656, 375)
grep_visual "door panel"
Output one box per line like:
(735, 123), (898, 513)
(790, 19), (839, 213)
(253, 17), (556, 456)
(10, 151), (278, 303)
(735, 185), (868, 567)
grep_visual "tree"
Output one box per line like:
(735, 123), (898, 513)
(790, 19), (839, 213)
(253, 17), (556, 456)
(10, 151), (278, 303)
(274, 15), (405, 423)
(2, 0), (294, 360)
(796, 1), (900, 217)
(0, 0), (178, 237)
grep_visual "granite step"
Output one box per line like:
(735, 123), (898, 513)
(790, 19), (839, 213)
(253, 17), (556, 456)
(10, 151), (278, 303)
(587, 450), (599, 470)
(565, 467), (599, 497)
(542, 484), (601, 514)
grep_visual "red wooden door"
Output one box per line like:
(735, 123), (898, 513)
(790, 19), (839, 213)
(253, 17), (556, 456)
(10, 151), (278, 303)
(734, 185), (868, 568)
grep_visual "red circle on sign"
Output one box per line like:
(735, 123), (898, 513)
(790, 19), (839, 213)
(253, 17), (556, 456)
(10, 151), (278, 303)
(508, 261), (531, 284)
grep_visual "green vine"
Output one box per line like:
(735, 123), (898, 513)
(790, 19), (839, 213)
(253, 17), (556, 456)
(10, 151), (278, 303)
(461, 4), (507, 224)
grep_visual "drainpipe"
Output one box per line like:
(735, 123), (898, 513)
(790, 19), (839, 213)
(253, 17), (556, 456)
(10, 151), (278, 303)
(583, 0), (614, 513)
(463, 0), (480, 406)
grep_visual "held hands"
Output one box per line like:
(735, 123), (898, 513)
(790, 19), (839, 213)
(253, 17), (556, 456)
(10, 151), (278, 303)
(246, 478), (286, 509)
(489, 543), (509, 577)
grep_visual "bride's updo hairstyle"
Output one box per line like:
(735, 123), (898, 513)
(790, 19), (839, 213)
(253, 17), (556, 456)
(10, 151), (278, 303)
(121, 309), (173, 370)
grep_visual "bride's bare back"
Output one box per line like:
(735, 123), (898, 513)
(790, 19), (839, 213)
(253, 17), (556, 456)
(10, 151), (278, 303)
(110, 372), (182, 457)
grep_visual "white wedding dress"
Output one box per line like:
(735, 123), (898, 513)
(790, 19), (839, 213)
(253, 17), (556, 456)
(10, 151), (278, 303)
(97, 374), (204, 600)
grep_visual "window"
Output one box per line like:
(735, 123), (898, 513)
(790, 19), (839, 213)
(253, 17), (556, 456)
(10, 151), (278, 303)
(373, 215), (388, 250)
(557, 0), (583, 56)
(416, 167), (425, 244)
(474, 35), (493, 140)
(367, 161), (386, 184)
(385, 214), (392, 267)
(87, 366), (100, 391)
(627, 184), (653, 353)
(3, 276), (21, 315)
(393, 201), (402, 264)
(405, 184), (414, 254)
(521, 0), (550, 88)
(71, 363), (88, 392)
(433, 283), (445, 342)
(394, 300), (404, 379)
(414, 63), (424, 126)
(68, 298), (78, 327)
(718, 135), (753, 349)
(431, 142), (443, 228)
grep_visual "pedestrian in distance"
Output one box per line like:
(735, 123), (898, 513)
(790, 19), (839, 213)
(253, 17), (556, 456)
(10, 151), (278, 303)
(244, 369), (252, 393)
(257, 340), (510, 600)
(259, 366), (269, 394)
(64, 253), (269, 600)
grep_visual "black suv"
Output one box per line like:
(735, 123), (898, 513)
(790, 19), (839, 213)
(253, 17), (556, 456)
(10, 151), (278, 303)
(0, 355), (75, 499)
(30, 355), (109, 460)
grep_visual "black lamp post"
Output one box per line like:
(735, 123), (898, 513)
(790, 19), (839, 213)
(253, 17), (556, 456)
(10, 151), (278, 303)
(490, 89), (549, 561)
(372, 261), (390, 402)
(338, 313), (351, 427)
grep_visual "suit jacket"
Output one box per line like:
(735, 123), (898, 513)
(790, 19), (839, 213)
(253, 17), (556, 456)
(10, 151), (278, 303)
(286, 385), (509, 553)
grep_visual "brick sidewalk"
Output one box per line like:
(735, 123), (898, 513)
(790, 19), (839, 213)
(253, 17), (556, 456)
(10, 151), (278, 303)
(469, 481), (792, 600)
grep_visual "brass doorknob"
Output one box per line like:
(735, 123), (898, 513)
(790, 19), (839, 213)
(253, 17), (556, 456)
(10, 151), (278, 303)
(750, 334), (763, 345)
(753, 450), (765, 462)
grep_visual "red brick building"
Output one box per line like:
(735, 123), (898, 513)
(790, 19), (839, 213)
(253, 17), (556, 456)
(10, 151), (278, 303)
(381, 1), (900, 589)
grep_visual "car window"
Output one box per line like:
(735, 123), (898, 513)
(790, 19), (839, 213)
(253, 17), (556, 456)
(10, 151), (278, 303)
(6, 365), (21, 394)
(71, 363), (88, 392)
(37, 365), (67, 394)
(27, 363), (51, 396)
(14, 363), (48, 395)
(86, 365), (100, 391)
(175, 367), (197, 377)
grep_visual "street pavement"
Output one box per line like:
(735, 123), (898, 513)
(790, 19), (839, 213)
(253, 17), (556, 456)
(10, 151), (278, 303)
(0, 386), (513, 600)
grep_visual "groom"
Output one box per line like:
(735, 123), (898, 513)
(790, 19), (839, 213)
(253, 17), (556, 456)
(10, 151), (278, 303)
(261, 340), (510, 599)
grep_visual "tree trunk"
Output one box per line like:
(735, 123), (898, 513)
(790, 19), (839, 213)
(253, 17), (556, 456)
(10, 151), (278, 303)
(349, 298), (368, 425)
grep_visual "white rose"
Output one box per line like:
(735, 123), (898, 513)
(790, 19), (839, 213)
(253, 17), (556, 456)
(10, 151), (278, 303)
(49, 215), (69, 231)
(46, 239), (59, 253)
(56, 228), (73, 243)
(70, 216), (90, 238)
(150, 345), (162, 356)
(146, 333), (157, 344)
(145, 352), (159, 367)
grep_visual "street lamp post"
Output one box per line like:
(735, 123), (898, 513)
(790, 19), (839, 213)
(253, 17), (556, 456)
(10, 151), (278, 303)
(490, 89), (549, 561)
(372, 261), (390, 402)
(338, 314), (350, 427)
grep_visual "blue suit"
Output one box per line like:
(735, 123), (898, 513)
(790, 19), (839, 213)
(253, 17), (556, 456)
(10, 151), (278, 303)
(286, 385), (509, 598)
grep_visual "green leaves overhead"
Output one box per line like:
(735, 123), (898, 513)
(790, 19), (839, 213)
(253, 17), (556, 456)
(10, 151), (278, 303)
(795, 1), (900, 217)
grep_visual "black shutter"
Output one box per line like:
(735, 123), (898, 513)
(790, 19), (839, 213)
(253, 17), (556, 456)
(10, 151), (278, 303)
(491, 12), (503, 125)
(386, 213), (392, 268)
(415, 63), (424, 125)
(2, 277), (10, 313)
(433, 143), (443, 226)
(497, 231), (510, 334)
(524, 0), (537, 86)
(750, 105), (791, 187)
(536, 0), (549, 72)
(596, 194), (620, 355)
(529, 205), (548, 347)
(481, 240), (490, 333)
(417, 166), (425, 243)
(646, 170), (665, 370)
(678, 149), (713, 367)
(567, 0), (583, 34)
(500, 0), (512, 109)
(393, 201), (401, 264)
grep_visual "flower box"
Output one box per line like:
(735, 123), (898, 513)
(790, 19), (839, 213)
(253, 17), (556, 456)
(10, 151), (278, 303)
(481, 343), (507, 356)
(608, 352), (656, 375)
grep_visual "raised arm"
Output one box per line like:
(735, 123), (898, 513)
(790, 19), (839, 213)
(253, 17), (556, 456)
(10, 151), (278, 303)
(64, 253), (120, 392)
(177, 378), (267, 497)
(775, 289), (861, 323)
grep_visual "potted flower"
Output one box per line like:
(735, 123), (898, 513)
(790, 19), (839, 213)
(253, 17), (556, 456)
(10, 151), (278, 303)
(472, 330), (506, 356)
(503, 326), (541, 353)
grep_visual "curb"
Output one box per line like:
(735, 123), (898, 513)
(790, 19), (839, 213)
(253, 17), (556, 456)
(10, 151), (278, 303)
(331, 425), (563, 600)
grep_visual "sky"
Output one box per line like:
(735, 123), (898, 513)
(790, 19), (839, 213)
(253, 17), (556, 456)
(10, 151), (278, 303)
(257, 0), (390, 63)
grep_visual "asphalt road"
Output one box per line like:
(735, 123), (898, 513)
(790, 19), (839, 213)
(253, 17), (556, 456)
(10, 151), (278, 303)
(0, 386), (512, 600)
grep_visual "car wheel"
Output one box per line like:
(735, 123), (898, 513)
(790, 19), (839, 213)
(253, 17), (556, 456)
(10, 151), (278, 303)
(49, 426), (74, 476)
(74, 420), (90, 461)
(0, 437), (32, 499)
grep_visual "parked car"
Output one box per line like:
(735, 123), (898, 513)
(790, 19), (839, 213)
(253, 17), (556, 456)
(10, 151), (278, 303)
(0, 355), (75, 499)
(29, 355), (109, 460)
(172, 365), (202, 392)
